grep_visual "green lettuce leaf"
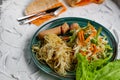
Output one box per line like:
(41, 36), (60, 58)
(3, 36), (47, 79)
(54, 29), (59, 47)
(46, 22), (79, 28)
(76, 53), (120, 80)
(94, 60), (120, 80)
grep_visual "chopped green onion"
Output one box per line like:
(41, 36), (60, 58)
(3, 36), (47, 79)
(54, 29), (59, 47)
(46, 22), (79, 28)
(96, 27), (102, 39)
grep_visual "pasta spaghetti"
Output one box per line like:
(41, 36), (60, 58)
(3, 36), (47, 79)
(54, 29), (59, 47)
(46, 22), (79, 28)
(32, 34), (73, 76)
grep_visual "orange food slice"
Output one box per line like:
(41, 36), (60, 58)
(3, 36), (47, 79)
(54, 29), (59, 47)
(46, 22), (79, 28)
(76, 0), (92, 6)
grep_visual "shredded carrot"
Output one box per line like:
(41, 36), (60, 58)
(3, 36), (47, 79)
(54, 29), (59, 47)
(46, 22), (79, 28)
(85, 33), (93, 43)
(80, 50), (87, 56)
(78, 30), (85, 45)
(85, 23), (97, 43)
(90, 44), (99, 55)
(93, 44), (97, 54)
(90, 44), (94, 51)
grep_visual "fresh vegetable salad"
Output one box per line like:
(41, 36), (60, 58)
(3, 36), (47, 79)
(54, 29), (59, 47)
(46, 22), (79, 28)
(66, 22), (112, 61)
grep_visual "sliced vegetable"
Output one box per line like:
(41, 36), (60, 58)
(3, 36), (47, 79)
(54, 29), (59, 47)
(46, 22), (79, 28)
(78, 30), (85, 45)
(69, 30), (77, 43)
(85, 33), (96, 43)
(96, 27), (102, 39)
(105, 44), (112, 50)
(91, 38), (97, 44)
(84, 23), (97, 43)
(76, 0), (91, 6)
(90, 27), (102, 45)
(84, 33), (90, 39)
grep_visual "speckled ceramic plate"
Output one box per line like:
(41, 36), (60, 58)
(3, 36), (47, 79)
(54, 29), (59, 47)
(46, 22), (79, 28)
(30, 17), (118, 80)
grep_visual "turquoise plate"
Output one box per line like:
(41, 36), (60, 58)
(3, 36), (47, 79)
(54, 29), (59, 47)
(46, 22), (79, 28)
(30, 17), (118, 80)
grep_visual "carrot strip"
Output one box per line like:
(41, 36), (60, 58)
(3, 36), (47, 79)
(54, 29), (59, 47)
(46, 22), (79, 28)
(80, 51), (87, 56)
(85, 33), (94, 43)
(78, 30), (85, 45)
(76, 0), (92, 6)
(81, 30), (85, 41)
(93, 44), (97, 55)
(90, 44), (99, 55)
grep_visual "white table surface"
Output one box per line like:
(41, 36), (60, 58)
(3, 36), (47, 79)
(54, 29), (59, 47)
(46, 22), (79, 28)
(0, 0), (120, 80)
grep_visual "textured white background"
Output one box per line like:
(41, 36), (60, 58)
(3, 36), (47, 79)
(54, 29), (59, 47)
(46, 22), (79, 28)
(0, 0), (120, 80)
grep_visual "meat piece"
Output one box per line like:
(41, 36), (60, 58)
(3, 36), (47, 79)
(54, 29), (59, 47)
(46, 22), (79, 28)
(70, 23), (79, 30)
(38, 26), (61, 39)
(61, 22), (69, 34)
(38, 23), (70, 39)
